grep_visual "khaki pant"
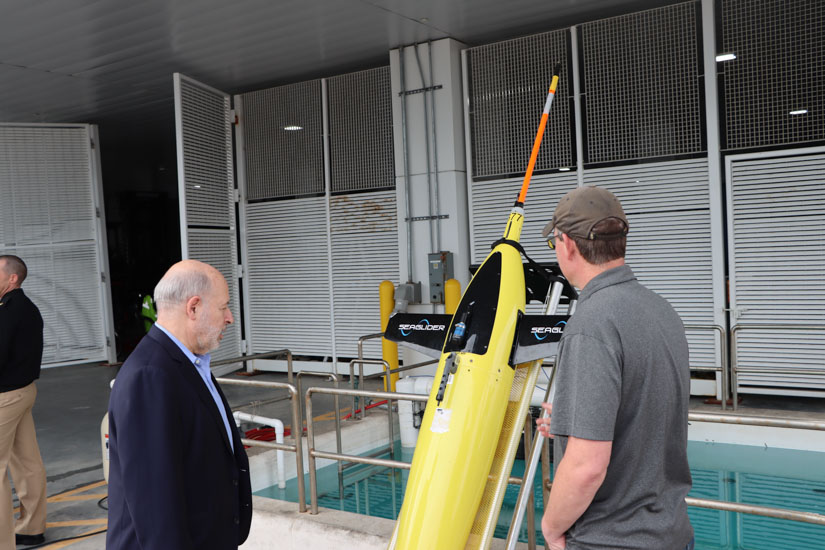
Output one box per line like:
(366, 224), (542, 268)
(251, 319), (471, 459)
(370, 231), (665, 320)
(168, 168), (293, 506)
(0, 383), (47, 549)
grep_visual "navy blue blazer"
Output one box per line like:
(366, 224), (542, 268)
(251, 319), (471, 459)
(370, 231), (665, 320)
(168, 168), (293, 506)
(107, 326), (252, 549)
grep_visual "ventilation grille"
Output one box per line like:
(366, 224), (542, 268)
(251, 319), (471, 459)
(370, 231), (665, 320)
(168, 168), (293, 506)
(721, 0), (825, 150)
(245, 197), (333, 356)
(187, 229), (241, 363)
(328, 67), (395, 193)
(729, 152), (825, 391)
(467, 29), (573, 178)
(330, 190), (400, 358)
(0, 125), (107, 365)
(242, 80), (324, 200)
(179, 81), (233, 227)
(581, 2), (702, 163)
(584, 159), (718, 370)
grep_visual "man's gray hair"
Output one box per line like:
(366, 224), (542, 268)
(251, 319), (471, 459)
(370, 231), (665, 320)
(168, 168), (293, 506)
(154, 269), (212, 311)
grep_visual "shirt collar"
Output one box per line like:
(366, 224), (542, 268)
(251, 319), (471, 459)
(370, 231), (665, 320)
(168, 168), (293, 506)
(154, 323), (211, 369)
(577, 264), (636, 303)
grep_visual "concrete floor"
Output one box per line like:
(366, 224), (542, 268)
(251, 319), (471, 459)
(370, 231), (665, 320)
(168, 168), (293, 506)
(18, 362), (825, 549)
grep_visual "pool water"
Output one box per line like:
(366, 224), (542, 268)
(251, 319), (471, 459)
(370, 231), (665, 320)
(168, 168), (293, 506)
(255, 441), (825, 549)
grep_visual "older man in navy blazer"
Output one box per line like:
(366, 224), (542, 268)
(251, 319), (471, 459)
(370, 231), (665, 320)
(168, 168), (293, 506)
(107, 260), (252, 549)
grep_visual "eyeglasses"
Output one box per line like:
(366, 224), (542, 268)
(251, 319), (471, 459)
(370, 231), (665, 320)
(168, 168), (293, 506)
(546, 232), (562, 250)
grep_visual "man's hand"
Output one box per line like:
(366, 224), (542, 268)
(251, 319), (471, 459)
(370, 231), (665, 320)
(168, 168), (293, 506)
(535, 402), (553, 438)
(542, 514), (566, 549)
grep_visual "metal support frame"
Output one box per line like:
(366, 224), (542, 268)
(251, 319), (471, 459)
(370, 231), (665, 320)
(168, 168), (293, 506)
(731, 324), (825, 410)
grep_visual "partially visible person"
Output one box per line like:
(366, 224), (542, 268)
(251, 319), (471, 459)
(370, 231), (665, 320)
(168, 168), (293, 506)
(536, 186), (693, 550)
(0, 255), (48, 547)
(106, 260), (252, 550)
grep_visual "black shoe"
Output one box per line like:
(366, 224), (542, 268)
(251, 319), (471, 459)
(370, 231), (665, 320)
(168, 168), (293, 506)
(15, 533), (45, 546)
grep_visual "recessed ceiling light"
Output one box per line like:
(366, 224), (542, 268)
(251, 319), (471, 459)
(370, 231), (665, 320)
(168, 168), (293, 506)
(559, 167), (571, 172)
(193, 185), (202, 189)
(789, 109), (808, 116)
(283, 125), (303, 131)
(715, 53), (737, 62)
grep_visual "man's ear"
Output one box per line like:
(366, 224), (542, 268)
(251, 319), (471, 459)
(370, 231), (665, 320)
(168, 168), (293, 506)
(559, 233), (578, 261)
(185, 296), (201, 320)
(8, 273), (18, 287)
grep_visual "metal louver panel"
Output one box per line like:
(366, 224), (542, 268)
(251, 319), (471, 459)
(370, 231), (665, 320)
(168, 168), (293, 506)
(469, 173), (578, 316)
(0, 124), (110, 365)
(174, 74), (242, 366)
(242, 80), (324, 200)
(581, 2), (703, 163)
(728, 151), (825, 393)
(467, 29), (572, 178)
(330, 190), (400, 358)
(245, 198), (333, 356)
(583, 159), (718, 370)
(721, 0), (825, 150)
(328, 67), (395, 193)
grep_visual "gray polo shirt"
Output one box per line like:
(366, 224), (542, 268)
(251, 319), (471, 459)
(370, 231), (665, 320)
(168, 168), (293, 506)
(550, 264), (693, 549)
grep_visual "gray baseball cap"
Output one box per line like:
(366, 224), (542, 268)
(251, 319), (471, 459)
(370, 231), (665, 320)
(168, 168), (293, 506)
(541, 186), (629, 240)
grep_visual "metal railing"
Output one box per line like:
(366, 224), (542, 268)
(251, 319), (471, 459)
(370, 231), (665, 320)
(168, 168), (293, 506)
(305, 386), (428, 514)
(731, 324), (825, 410)
(215, 376), (306, 512)
(212, 348), (294, 385)
(302, 386), (825, 536)
(684, 324), (729, 410)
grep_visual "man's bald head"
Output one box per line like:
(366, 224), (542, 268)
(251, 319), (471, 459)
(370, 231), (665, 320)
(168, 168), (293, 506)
(153, 260), (223, 314)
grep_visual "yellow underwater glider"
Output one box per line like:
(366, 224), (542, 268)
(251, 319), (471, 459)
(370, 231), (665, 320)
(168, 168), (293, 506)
(385, 64), (573, 549)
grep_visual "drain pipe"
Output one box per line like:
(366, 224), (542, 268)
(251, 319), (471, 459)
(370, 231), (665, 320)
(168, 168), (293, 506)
(414, 43), (436, 254)
(426, 41), (442, 252)
(399, 47), (414, 283)
(233, 411), (285, 489)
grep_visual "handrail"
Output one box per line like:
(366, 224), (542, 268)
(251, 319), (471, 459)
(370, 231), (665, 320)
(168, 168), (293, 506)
(362, 358), (439, 381)
(684, 324), (729, 410)
(305, 386), (427, 514)
(296, 371), (343, 500)
(348, 358), (390, 420)
(730, 324), (825, 410)
(212, 348), (294, 386)
(303, 386), (825, 530)
(215, 377), (305, 513)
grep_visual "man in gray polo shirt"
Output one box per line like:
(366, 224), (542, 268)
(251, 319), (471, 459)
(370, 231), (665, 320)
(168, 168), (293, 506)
(536, 186), (693, 550)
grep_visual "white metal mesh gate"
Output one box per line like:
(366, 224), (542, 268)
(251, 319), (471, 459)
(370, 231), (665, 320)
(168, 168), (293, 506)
(0, 123), (114, 366)
(173, 74), (242, 368)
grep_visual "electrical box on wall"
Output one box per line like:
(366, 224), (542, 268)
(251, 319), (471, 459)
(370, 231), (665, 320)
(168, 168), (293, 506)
(428, 251), (454, 304)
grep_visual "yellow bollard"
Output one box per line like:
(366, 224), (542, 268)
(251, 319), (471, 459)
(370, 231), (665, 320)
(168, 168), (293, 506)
(379, 281), (399, 391)
(445, 278), (461, 316)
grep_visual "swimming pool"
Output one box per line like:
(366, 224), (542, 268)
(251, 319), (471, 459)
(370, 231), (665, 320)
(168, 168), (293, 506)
(255, 441), (825, 548)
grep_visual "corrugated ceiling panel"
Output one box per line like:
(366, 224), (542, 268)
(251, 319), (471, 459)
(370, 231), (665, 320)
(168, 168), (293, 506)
(245, 198), (333, 356)
(187, 229), (242, 363)
(330, 190), (400, 358)
(583, 159), (717, 370)
(729, 152), (825, 391)
(0, 124), (107, 365)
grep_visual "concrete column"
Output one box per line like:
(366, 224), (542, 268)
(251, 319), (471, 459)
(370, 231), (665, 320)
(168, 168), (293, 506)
(390, 38), (469, 373)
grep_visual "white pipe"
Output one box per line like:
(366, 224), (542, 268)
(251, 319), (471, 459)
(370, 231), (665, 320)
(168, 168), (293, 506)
(233, 411), (286, 489)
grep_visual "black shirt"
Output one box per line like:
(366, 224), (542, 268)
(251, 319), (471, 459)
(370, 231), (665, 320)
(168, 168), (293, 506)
(0, 288), (44, 392)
